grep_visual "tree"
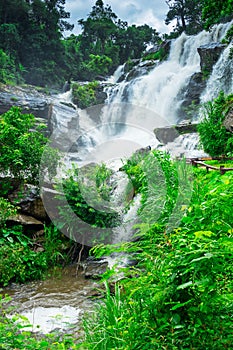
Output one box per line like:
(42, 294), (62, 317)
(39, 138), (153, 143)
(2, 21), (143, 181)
(0, 107), (59, 185)
(165, 0), (204, 36)
(78, 0), (118, 56)
(0, 0), (73, 86)
(116, 24), (160, 62)
(202, 0), (233, 29)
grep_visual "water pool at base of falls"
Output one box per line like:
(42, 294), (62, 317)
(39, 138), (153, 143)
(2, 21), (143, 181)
(3, 266), (97, 334)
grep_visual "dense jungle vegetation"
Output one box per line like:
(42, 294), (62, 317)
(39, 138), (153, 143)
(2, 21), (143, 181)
(1, 0), (233, 87)
(0, 0), (233, 349)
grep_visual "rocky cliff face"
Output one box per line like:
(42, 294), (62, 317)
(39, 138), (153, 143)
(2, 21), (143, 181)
(178, 42), (228, 120)
(197, 43), (227, 74)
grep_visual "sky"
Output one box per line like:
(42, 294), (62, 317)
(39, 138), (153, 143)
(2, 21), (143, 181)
(64, 0), (173, 36)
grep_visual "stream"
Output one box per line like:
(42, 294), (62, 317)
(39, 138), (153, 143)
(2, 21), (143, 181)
(3, 266), (98, 334)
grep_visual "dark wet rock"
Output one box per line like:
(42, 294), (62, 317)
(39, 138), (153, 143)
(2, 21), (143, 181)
(161, 40), (172, 57)
(116, 59), (140, 83)
(81, 258), (108, 279)
(197, 42), (227, 74)
(145, 44), (160, 54)
(178, 72), (207, 120)
(8, 184), (47, 220)
(143, 40), (172, 60)
(126, 60), (157, 82)
(154, 123), (198, 144)
(95, 84), (108, 105)
(134, 145), (152, 155)
(62, 81), (71, 93)
(155, 127), (178, 144)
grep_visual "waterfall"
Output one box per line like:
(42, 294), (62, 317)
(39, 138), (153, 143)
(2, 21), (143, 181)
(49, 22), (232, 166)
(102, 22), (231, 128)
(201, 43), (233, 102)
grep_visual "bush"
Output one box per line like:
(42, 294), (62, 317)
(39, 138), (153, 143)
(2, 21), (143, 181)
(0, 49), (24, 84)
(198, 92), (233, 156)
(56, 163), (120, 244)
(72, 81), (99, 109)
(0, 106), (59, 188)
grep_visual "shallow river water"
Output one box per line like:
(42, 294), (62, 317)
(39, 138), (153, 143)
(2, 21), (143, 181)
(3, 266), (98, 334)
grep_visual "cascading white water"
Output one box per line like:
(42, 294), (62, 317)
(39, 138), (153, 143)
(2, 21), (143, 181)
(201, 43), (233, 102)
(102, 22), (232, 127)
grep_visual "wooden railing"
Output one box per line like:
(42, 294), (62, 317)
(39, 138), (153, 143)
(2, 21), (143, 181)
(187, 157), (233, 175)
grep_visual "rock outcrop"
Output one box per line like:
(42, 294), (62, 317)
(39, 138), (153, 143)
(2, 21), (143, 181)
(178, 72), (207, 120)
(197, 43), (227, 74)
(0, 85), (51, 119)
(154, 123), (198, 144)
(9, 184), (47, 220)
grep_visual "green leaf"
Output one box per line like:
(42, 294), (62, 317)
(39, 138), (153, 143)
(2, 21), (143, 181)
(177, 281), (193, 290)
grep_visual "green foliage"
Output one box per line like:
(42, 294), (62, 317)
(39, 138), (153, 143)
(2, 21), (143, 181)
(0, 49), (22, 84)
(56, 163), (120, 243)
(0, 0), (160, 84)
(0, 237), (47, 286)
(0, 198), (16, 225)
(0, 0), (73, 87)
(198, 92), (233, 156)
(72, 81), (99, 109)
(81, 160), (233, 349)
(86, 54), (112, 76)
(165, 0), (204, 36)
(0, 224), (73, 287)
(122, 150), (180, 226)
(0, 106), (59, 186)
(202, 0), (233, 30)
(142, 47), (167, 62)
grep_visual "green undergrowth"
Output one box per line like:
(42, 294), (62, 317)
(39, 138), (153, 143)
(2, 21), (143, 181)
(81, 152), (233, 349)
(0, 223), (73, 287)
(1, 151), (233, 349)
(0, 199), (73, 287)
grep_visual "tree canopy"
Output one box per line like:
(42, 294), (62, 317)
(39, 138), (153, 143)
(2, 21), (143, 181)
(165, 0), (204, 36)
(1, 0), (233, 86)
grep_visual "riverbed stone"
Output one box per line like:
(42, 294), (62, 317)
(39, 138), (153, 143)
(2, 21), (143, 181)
(154, 123), (198, 144)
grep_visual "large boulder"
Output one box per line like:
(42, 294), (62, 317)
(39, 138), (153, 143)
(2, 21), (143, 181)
(8, 184), (47, 220)
(197, 43), (227, 74)
(0, 85), (51, 120)
(154, 123), (198, 144)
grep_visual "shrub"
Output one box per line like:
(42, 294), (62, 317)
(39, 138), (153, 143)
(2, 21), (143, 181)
(198, 92), (233, 156)
(72, 81), (99, 109)
(0, 106), (59, 188)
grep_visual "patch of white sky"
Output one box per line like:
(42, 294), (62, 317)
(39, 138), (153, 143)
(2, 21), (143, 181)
(64, 0), (174, 36)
